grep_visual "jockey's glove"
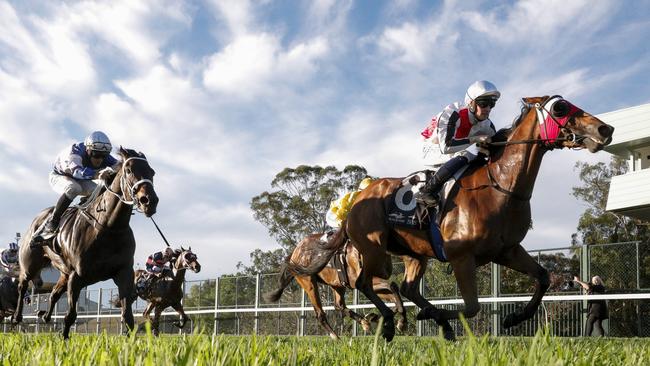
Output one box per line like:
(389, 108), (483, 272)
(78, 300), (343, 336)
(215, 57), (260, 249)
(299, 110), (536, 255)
(98, 167), (116, 181)
(469, 135), (491, 144)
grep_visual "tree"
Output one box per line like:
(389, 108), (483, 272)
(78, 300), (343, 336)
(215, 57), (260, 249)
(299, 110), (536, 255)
(241, 165), (369, 274)
(571, 156), (649, 244)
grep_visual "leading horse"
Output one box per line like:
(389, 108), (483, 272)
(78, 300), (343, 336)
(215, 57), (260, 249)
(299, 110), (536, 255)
(13, 147), (158, 339)
(289, 96), (614, 341)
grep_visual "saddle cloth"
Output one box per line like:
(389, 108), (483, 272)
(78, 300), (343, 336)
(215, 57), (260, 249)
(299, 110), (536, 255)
(385, 167), (469, 262)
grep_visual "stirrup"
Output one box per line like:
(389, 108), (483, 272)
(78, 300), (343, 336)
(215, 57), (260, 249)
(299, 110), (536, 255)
(415, 192), (439, 207)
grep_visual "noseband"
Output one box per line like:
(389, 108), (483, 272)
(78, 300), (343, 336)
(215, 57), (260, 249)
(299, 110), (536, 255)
(106, 157), (154, 209)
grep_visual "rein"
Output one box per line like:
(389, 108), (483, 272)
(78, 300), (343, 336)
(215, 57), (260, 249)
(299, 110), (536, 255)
(104, 157), (153, 210)
(459, 95), (583, 201)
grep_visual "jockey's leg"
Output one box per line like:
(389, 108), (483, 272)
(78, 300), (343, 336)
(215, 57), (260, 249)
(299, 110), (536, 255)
(417, 156), (469, 205)
(32, 191), (74, 245)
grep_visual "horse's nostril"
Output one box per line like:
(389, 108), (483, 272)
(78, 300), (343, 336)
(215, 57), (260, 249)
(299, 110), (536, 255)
(599, 124), (614, 138)
(139, 196), (149, 205)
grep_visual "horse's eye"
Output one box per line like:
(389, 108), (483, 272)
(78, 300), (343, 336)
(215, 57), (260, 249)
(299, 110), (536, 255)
(551, 100), (570, 118)
(125, 168), (132, 175)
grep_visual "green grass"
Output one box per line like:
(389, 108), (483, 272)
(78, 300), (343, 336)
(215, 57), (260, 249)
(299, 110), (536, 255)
(0, 326), (648, 366)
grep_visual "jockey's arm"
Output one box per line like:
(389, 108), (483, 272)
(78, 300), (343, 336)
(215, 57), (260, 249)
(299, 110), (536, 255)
(437, 106), (470, 154)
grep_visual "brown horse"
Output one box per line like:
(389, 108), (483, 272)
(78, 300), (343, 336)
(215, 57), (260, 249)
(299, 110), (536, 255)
(265, 232), (407, 339)
(123, 247), (201, 336)
(13, 148), (158, 339)
(288, 96), (614, 341)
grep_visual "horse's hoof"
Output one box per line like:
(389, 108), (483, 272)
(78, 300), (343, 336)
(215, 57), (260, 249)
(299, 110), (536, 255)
(442, 328), (456, 341)
(416, 306), (440, 321)
(365, 313), (380, 323)
(328, 333), (340, 340)
(396, 318), (406, 333)
(382, 317), (395, 342)
(502, 312), (519, 329)
(360, 319), (371, 332)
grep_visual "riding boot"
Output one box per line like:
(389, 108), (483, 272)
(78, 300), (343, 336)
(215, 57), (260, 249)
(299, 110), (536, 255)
(417, 156), (469, 206)
(31, 194), (73, 246)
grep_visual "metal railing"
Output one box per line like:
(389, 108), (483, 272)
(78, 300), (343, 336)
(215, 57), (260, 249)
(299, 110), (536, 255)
(4, 241), (650, 337)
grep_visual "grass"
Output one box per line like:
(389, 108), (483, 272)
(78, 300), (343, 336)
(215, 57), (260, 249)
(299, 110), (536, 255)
(0, 323), (648, 366)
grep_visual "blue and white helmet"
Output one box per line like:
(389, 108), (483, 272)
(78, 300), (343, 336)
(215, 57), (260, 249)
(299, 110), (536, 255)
(8, 242), (18, 251)
(84, 131), (112, 153)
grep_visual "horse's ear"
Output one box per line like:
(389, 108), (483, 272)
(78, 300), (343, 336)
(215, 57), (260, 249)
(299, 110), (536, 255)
(138, 151), (147, 159)
(188, 246), (191, 252)
(180, 245), (186, 252)
(118, 146), (128, 159)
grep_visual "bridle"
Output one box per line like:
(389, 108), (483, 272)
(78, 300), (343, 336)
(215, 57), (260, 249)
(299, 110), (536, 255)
(463, 96), (584, 201)
(489, 95), (584, 150)
(104, 157), (154, 210)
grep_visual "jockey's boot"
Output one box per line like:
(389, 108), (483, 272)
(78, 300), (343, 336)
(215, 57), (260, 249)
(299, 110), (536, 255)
(31, 194), (73, 247)
(416, 156), (469, 206)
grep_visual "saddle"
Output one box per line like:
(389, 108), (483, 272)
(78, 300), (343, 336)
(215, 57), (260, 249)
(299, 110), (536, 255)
(136, 270), (173, 298)
(384, 167), (471, 262)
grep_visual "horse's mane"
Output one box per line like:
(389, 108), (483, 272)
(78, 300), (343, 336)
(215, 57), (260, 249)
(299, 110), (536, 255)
(486, 101), (533, 157)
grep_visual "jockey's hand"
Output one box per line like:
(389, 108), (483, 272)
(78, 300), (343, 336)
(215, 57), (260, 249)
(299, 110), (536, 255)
(98, 167), (115, 181)
(469, 135), (491, 144)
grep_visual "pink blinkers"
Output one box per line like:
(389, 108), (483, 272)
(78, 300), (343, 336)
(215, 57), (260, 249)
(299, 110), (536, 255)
(538, 97), (582, 143)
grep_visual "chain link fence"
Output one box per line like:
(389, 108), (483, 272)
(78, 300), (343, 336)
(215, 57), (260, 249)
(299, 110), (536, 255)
(4, 241), (650, 337)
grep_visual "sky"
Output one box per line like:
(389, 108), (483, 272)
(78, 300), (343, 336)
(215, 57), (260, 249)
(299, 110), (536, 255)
(1, 0), (649, 285)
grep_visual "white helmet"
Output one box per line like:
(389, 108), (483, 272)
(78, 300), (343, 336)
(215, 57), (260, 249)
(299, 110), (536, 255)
(84, 131), (112, 153)
(8, 242), (18, 251)
(464, 80), (501, 105)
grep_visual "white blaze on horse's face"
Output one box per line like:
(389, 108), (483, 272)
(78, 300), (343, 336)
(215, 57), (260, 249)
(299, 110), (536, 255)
(122, 156), (158, 217)
(536, 96), (615, 153)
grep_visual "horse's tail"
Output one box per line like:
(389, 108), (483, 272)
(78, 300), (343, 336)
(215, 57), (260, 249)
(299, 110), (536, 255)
(286, 225), (348, 277)
(262, 262), (295, 303)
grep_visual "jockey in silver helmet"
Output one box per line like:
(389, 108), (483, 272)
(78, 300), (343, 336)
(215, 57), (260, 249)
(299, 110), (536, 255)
(31, 131), (120, 245)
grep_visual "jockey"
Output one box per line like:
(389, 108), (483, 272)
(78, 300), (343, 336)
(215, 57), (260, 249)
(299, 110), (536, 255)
(416, 80), (500, 205)
(145, 247), (175, 278)
(0, 242), (20, 277)
(326, 177), (373, 230)
(31, 131), (119, 245)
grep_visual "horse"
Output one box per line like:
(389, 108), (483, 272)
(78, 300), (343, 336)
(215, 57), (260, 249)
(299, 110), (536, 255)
(0, 276), (20, 319)
(286, 96), (614, 341)
(116, 247), (201, 336)
(13, 147), (159, 339)
(264, 232), (407, 340)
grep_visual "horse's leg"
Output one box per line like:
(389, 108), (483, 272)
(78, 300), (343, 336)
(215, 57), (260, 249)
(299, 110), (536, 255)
(142, 301), (155, 329)
(114, 268), (135, 334)
(62, 272), (83, 340)
(495, 244), (550, 328)
(332, 286), (371, 332)
(12, 276), (30, 325)
(295, 275), (339, 340)
(151, 306), (163, 336)
(439, 256), (480, 321)
(40, 274), (69, 323)
(400, 255), (454, 339)
(170, 303), (189, 329)
(374, 280), (408, 333)
(348, 232), (395, 341)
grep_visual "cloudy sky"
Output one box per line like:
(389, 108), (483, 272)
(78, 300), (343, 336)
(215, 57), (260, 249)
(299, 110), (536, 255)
(1, 0), (649, 284)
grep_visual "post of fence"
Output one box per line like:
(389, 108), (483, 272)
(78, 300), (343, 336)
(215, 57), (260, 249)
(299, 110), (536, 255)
(580, 244), (589, 335)
(214, 277), (220, 336)
(352, 289), (359, 337)
(96, 290), (102, 334)
(299, 288), (306, 337)
(636, 241), (641, 290)
(254, 273), (261, 335)
(179, 281), (185, 335)
(492, 262), (500, 336)
(417, 275), (424, 336)
(34, 287), (40, 333)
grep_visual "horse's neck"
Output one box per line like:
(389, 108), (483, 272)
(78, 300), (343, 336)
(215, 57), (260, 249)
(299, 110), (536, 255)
(95, 173), (133, 228)
(492, 112), (547, 197)
(172, 266), (187, 286)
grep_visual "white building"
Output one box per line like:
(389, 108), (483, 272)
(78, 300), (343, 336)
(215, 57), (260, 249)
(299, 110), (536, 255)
(599, 103), (650, 220)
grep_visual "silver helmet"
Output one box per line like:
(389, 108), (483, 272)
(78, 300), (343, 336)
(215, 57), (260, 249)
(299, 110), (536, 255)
(84, 131), (112, 153)
(464, 80), (501, 105)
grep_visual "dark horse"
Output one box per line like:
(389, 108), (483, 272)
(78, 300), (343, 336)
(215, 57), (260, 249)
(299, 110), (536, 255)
(288, 96), (614, 341)
(265, 233), (407, 340)
(13, 147), (158, 339)
(0, 276), (21, 319)
(116, 247), (201, 336)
